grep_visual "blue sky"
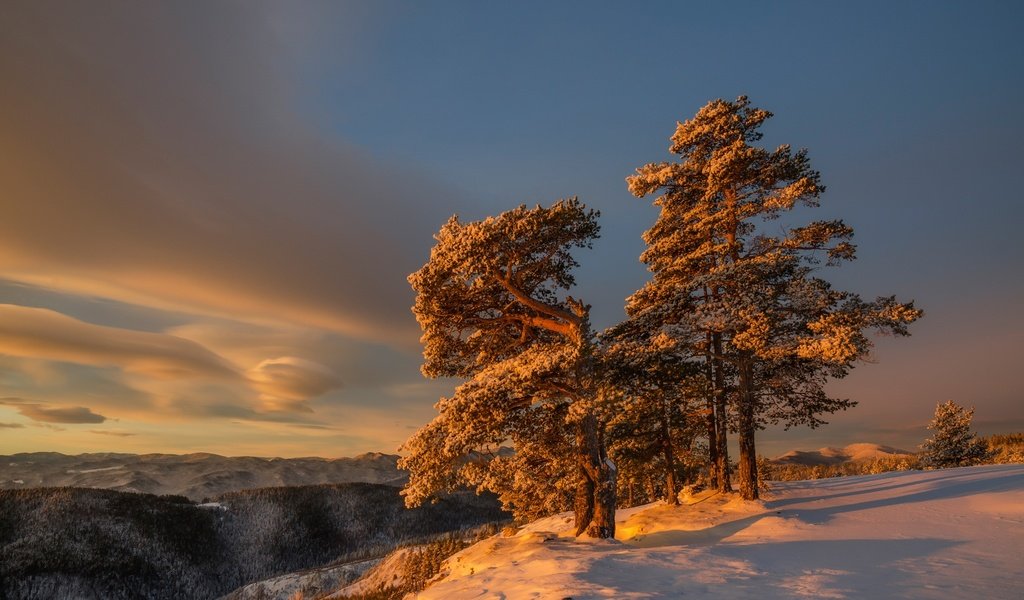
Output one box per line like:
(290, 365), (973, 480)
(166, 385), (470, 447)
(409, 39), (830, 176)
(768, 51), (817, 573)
(0, 1), (1020, 456)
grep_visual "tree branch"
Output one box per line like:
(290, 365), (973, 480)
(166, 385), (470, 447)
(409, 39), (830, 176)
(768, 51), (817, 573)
(493, 272), (581, 331)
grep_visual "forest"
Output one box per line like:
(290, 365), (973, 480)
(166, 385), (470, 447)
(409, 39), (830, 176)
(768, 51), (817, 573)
(0, 483), (505, 600)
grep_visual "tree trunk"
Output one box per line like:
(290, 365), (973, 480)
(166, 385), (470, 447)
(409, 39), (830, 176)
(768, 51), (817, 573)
(660, 402), (678, 505)
(573, 444), (595, 536)
(706, 393), (719, 489)
(573, 412), (617, 538)
(704, 335), (720, 490)
(736, 358), (759, 500)
(711, 333), (732, 493)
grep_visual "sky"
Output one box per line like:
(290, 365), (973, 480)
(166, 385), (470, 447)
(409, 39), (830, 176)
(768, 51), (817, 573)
(0, 1), (1021, 458)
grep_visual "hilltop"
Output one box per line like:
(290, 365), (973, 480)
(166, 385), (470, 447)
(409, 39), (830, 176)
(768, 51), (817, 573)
(407, 465), (1023, 599)
(772, 442), (914, 466)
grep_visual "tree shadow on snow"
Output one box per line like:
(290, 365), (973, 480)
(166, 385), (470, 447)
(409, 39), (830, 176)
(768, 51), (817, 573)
(714, 537), (964, 598)
(579, 538), (963, 599)
(770, 467), (1024, 526)
(624, 512), (772, 548)
(768, 465), (1022, 510)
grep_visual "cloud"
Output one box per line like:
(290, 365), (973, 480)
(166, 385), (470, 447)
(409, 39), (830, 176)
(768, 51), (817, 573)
(165, 390), (333, 426)
(0, 398), (106, 424)
(0, 2), (462, 348)
(248, 356), (344, 409)
(284, 423), (338, 431)
(89, 430), (137, 437)
(0, 423), (25, 429)
(168, 321), (423, 389)
(0, 305), (240, 380)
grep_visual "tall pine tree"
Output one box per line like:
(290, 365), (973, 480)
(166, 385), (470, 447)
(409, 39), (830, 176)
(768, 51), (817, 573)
(627, 97), (922, 499)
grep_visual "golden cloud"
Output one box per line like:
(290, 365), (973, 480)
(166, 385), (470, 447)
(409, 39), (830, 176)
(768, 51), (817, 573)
(248, 356), (344, 411)
(0, 305), (240, 380)
(0, 398), (106, 424)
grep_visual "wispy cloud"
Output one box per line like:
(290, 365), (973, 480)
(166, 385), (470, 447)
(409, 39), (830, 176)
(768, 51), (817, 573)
(0, 2), (458, 348)
(248, 356), (343, 411)
(0, 398), (106, 424)
(89, 430), (137, 437)
(0, 422), (25, 429)
(0, 305), (240, 380)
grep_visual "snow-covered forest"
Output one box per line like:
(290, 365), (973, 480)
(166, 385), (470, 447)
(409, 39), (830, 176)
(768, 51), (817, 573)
(400, 97), (922, 537)
(0, 483), (505, 599)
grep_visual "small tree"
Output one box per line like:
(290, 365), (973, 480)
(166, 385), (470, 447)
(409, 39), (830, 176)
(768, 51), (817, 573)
(921, 401), (992, 468)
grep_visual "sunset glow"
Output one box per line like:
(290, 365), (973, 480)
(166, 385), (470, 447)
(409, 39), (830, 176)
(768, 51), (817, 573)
(1, 1), (1021, 458)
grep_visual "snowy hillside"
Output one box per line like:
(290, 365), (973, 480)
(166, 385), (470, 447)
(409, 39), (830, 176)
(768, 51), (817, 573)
(415, 465), (1023, 599)
(0, 484), (505, 600)
(223, 557), (380, 600)
(772, 442), (913, 466)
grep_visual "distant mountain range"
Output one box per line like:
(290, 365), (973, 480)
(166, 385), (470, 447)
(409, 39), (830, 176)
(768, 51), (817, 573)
(0, 451), (406, 500)
(771, 443), (914, 466)
(1, 445), (915, 499)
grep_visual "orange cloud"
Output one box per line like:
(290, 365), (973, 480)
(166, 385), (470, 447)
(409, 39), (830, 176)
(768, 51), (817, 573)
(248, 356), (344, 411)
(0, 305), (240, 380)
(0, 398), (106, 424)
(89, 430), (137, 437)
(0, 3), (456, 349)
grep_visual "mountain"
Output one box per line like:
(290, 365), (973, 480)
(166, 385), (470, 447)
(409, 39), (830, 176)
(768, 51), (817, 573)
(771, 442), (913, 466)
(401, 465), (1024, 599)
(0, 451), (406, 500)
(0, 482), (507, 600)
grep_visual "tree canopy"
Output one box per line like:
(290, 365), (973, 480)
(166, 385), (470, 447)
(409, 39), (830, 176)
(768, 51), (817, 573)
(625, 96), (922, 499)
(401, 96), (923, 532)
(401, 198), (617, 537)
(922, 401), (992, 468)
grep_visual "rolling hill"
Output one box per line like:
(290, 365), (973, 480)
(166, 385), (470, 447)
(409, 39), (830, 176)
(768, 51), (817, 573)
(0, 451), (406, 500)
(771, 442), (914, 466)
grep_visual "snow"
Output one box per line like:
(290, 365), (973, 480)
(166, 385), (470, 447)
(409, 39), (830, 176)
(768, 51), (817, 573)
(231, 558), (379, 600)
(773, 443), (912, 466)
(329, 547), (419, 598)
(197, 502), (227, 510)
(414, 465), (1024, 599)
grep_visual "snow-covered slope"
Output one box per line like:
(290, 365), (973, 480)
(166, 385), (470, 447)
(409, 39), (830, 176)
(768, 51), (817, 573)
(773, 442), (913, 466)
(329, 547), (420, 598)
(223, 557), (379, 600)
(415, 465), (1023, 599)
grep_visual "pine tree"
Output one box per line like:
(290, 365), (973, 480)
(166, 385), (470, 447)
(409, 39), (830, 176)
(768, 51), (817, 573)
(921, 401), (992, 468)
(627, 96), (922, 499)
(459, 402), (577, 522)
(400, 198), (617, 538)
(601, 325), (705, 505)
